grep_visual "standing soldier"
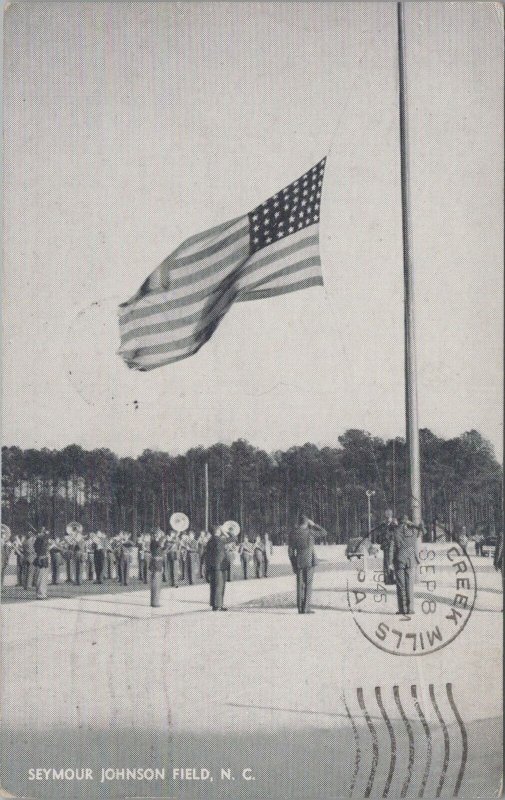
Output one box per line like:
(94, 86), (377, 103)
(239, 535), (253, 579)
(22, 529), (37, 590)
(388, 514), (423, 617)
(150, 528), (167, 607)
(34, 527), (51, 600)
(205, 526), (229, 611)
(48, 532), (64, 585)
(165, 529), (179, 587)
(289, 514), (323, 614)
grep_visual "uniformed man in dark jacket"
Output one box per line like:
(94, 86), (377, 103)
(388, 514), (422, 616)
(289, 514), (323, 614)
(205, 526), (229, 611)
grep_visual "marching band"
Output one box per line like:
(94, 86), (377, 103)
(1, 517), (276, 602)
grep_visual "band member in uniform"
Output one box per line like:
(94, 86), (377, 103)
(73, 532), (87, 586)
(91, 530), (107, 584)
(289, 514), (323, 614)
(22, 529), (37, 590)
(164, 529), (179, 587)
(253, 534), (265, 578)
(197, 531), (208, 579)
(48, 532), (64, 585)
(388, 514), (423, 617)
(137, 531), (151, 584)
(11, 531), (24, 586)
(150, 527), (167, 607)
(238, 535), (253, 579)
(109, 533), (123, 582)
(184, 530), (198, 585)
(178, 531), (189, 582)
(105, 535), (115, 579)
(205, 526), (229, 611)
(224, 536), (236, 582)
(1, 526), (12, 586)
(34, 527), (51, 600)
(118, 531), (133, 586)
(62, 534), (74, 583)
(263, 532), (272, 577)
(85, 534), (95, 582)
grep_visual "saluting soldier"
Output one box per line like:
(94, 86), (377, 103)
(238, 535), (254, 579)
(205, 526), (229, 611)
(388, 514), (423, 617)
(48, 532), (64, 585)
(289, 514), (323, 614)
(164, 530), (179, 587)
(34, 527), (51, 599)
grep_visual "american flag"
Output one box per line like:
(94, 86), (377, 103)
(118, 157), (326, 371)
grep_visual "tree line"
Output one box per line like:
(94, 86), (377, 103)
(1, 429), (502, 543)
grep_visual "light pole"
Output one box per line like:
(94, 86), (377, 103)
(366, 489), (376, 539)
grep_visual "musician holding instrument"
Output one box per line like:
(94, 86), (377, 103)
(118, 531), (134, 586)
(22, 529), (37, 590)
(91, 530), (107, 584)
(184, 530), (199, 585)
(11, 532), (24, 586)
(34, 527), (51, 599)
(1, 525), (12, 587)
(137, 531), (151, 584)
(238, 535), (254, 580)
(150, 527), (168, 607)
(197, 530), (209, 579)
(48, 532), (64, 585)
(164, 530), (179, 587)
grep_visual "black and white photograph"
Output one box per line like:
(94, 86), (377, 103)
(1, 3), (503, 798)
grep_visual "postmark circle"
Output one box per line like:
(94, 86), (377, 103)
(346, 543), (476, 656)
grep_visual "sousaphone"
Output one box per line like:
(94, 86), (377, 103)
(66, 521), (84, 543)
(170, 512), (190, 533)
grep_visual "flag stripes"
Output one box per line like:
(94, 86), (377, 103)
(118, 158), (326, 371)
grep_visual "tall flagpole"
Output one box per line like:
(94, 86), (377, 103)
(397, 2), (422, 525)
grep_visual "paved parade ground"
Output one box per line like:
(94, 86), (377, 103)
(1, 545), (502, 799)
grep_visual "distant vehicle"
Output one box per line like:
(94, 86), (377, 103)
(482, 536), (497, 558)
(345, 537), (381, 561)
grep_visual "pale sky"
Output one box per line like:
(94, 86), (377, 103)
(3, 2), (503, 459)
